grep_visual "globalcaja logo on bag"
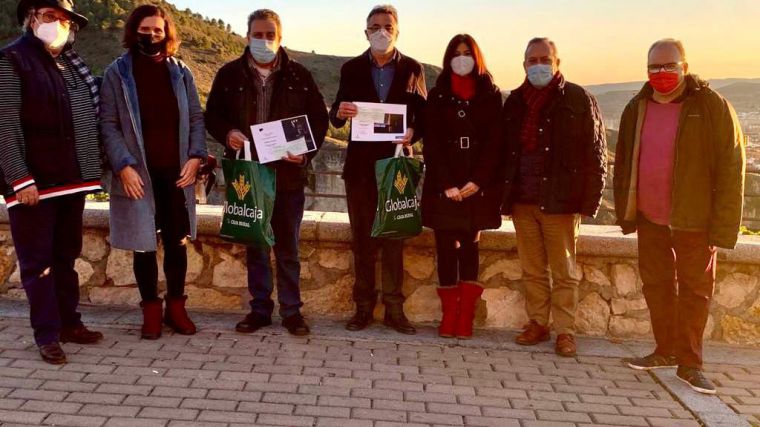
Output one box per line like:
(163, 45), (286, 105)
(385, 170), (419, 217)
(224, 174), (263, 222)
(393, 171), (408, 193)
(232, 174), (250, 199)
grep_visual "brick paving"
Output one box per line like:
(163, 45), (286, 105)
(707, 364), (760, 426)
(0, 301), (757, 426)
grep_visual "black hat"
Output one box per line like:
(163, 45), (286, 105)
(17, 0), (88, 30)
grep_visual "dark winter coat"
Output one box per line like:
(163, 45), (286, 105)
(501, 79), (607, 217)
(421, 77), (504, 231)
(205, 48), (329, 192)
(328, 49), (427, 182)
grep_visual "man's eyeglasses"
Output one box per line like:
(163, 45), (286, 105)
(647, 62), (683, 73)
(35, 11), (76, 29)
(366, 25), (395, 34)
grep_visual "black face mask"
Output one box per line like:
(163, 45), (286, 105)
(136, 32), (163, 56)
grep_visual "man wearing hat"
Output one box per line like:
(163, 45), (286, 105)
(0, 0), (104, 364)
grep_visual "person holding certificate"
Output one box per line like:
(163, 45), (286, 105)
(205, 9), (328, 336)
(100, 4), (208, 340)
(421, 34), (504, 339)
(329, 5), (427, 335)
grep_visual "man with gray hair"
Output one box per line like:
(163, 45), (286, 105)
(615, 39), (745, 394)
(205, 8), (329, 336)
(329, 4), (427, 335)
(501, 37), (607, 357)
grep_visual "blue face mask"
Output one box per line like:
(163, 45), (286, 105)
(249, 38), (277, 64)
(527, 64), (554, 88)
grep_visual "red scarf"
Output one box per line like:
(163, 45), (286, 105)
(451, 73), (476, 100)
(519, 72), (563, 152)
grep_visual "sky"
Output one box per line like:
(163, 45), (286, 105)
(172, 0), (760, 89)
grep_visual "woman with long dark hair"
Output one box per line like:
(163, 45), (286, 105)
(422, 34), (504, 339)
(99, 5), (207, 339)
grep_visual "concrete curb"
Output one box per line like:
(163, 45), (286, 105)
(651, 369), (751, 427)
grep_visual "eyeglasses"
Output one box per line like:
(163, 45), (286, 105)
(35, 11), (76, 29)
(647, 62), (683, 73)
(366, 25), (395, 34)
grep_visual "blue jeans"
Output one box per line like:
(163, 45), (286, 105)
(8, 194), (85, 345)
(246, 189), (305, 318)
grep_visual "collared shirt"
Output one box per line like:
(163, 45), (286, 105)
(247, 50), (282, 124)
(369, 49), (398, 102)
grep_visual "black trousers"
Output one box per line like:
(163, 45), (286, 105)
(8, 194), (85, 345)
(344, 178), (404, 313)
(433, 229), (480, 287)
(134, 169), (190, 301)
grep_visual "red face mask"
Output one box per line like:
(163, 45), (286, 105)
(649, 72), (681, 94)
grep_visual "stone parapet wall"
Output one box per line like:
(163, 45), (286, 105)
(1, 203), (759, 346)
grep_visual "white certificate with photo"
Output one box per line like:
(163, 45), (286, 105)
(350, 102), (407, 142)
(250, 115), (318, 164)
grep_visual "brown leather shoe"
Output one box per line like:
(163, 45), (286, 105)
(60, 325), (103, 344)
(515, 320), (550, 346)
(38, 342), (67, 365)
(555, 334), (577, 357)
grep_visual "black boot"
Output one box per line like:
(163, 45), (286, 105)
(383, 308), (416, 335)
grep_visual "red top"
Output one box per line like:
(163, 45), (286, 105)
(638, 100), (682, 225)
(451, 73), (476, 101)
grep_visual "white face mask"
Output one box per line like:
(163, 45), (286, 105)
(249, 38), (277, 64)
(451, 55), (475, 76)
(527, 64), (554, 88)
(368, 29), (394, 54)
(34, 20), (70, 50)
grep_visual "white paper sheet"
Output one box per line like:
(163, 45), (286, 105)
(350, 102), (407, 142)
(250, 115), (317, 164)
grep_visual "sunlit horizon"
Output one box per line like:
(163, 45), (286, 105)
(171, 0), (760, 90)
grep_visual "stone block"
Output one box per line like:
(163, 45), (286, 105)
(481, 258), (522, 282)
(403, 285), (440, 323)
(576, 292), (610, 336)
(75, 259), (94, 285)
(403, 251), (435, 280)
(106, 248), (135, 287)
(82, 231), (108, 261)
(609, 316), (651, 337)
(184, 286), (242, 310)
(610, 297), (648, 315)
(318, 249), (351, 271)
(611, 263), (639, 297)
(483, 287), (528, 329)
(302, 274), (354, 317)
(720, 315), (760, 345)
(583, 265), (611, 287)
(0, 246), (16, 284)
(212, 253), (247, 288)
(714, 273), (758, 309)
(89, 287), (140, 306)
(7, 261), (20, 284)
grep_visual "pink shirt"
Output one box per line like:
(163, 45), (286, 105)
(638, 100), (682, 225)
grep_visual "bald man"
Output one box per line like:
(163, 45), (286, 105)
(614, 39), (745, 395)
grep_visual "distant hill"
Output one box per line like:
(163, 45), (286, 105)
(0, 0), (441, 105)
(585, 77), (760, 95)
(592, 79), (760, 130)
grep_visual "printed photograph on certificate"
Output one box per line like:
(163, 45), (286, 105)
(351, 102), (407, 142)
(250, 115), (317, 164)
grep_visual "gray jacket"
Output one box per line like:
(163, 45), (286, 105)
(99, 52), (207, 251)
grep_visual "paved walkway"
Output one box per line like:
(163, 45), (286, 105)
(0, 299), (758, 427)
